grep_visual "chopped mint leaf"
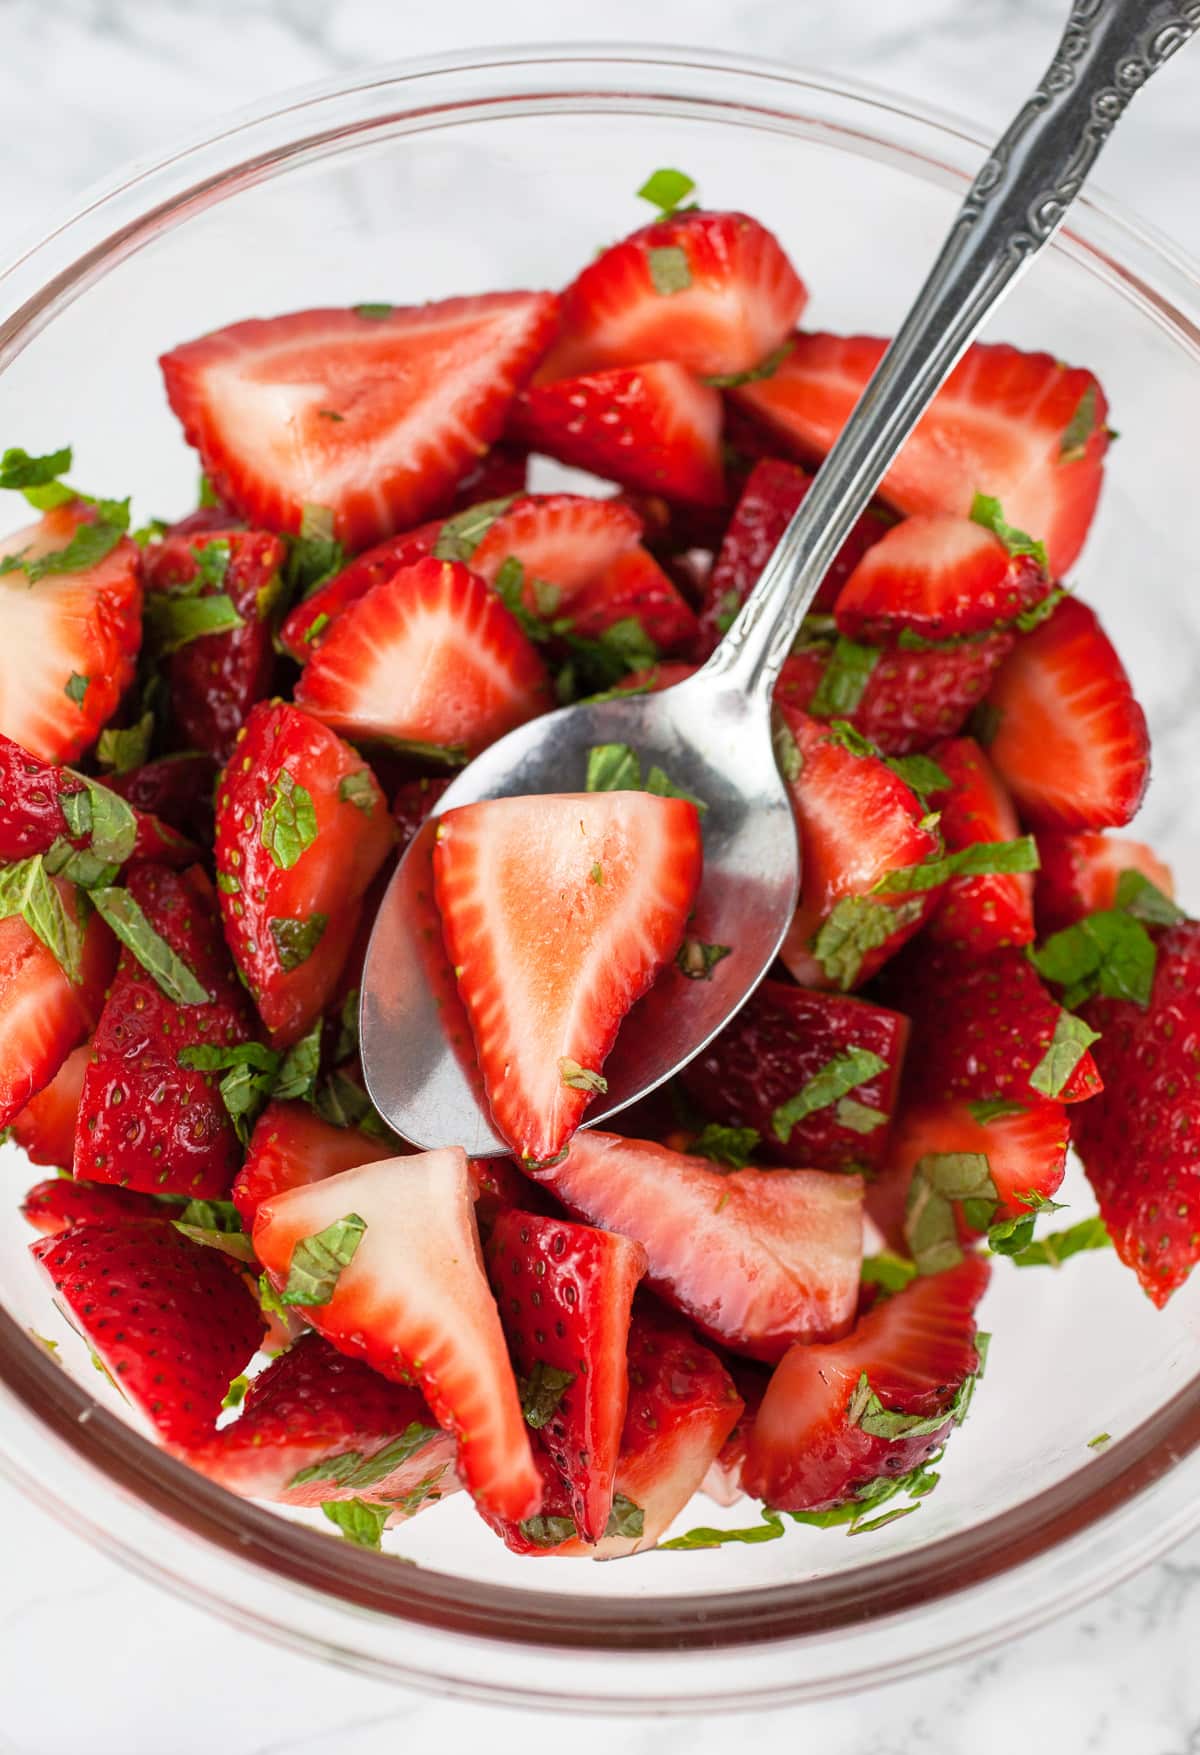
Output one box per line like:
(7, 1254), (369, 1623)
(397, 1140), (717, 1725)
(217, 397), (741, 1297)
(338, 769), (376, 815)
(132, 518), (169, 547)
(1030, 907), (1156, 1009)
(1088, 1431), (1112, 1449)
(145, 591), (245, 654)
(222, 1373), (250, 1410)
(304, 612), (330, 644)
(177, 1043), (279, 1141)
(388, 1466), (449, 1517)
(822, 719), (876, 759)
(967, 1098), (1026, 1123)
(703, 340), (795, 390)
(354, 303), (394, 320)
(280, 1212), (367, 1307)
(1115, 867), (1184, 927)
(1, 513), (127, 583)
(1029, 1010), (1101, 1099)
(284, 511), (344, 603)
(675, 937), (731, 981)
(42, 837), (119, 891)
(772, 1047), (888, 1144)
(969, 493), (1048, 571)
(1059, 385), (1099, 463)
(811, 895), (923, 991)
(589, 862), (603, 885)
(646, 245), (691, 294)
(519, 1514), (578, 1548)
(809, 636), (880, 718)
(886, 752), (952, 799)
(873, 836), (1039, 895)
(189, 538), (231, 592)
(91, 886), (209, 1004)
(177, 1196), (245, 1233)
(645, 765), (707, 813)
(861, 1252), (918, 1294)
(257, 1272), (291, 1321)
(314, 1069), (392, 1139)
(63, 777), (138, 865)
(261, 769), (318, 870)
(660, 1507), (787, 1549)
(0, 444), (73, 492)
(97, 713), (153, 775)
(519, 1361), (576, 1430)
(432, 496), (517, 564)
(0, 855), (85, 984)
(269, 912), (328, 972)
(288, 1422), (441, 1492)
(321, 1497), (391, 1549)
(1007, 1213), (1110, 1268)
(772, 718), (802, 782)
(605, 1494), (645, 1540)
(1013, 585), (1065, 633)
(688, 1122), (760, 1170)
(713, 587), (743, 636)
(172, 1220), (257, 1262)
(847, 1363), (978, 1441)
(274, 1017), (323, 1104)
(64, 672), (89, 707)
(558, 1057), (607, 1094)
(905, 1151), (996, 1276)
(636, 167), (696, 215)
(836, 1096), (887, 1134)
(198, 474), (219, 508)
(586, 742), (642, 792)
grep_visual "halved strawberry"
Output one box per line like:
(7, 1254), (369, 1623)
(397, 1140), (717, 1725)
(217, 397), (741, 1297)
(0, 505), (142, 762)
(32, 1217), (263, 1446)
(109, 752), (218, 846)
(541, 211), (806, 381)
(9, 1043), (90, 1169)
(0, 733), (195, 870)
(294, 557), (551, 757)
(214, 701), (394, 1045)
(679, 982), (908, 1173)
(21, 1173), (164, 1235)
(1035, 832), (1175, 936)
(563, 545), (699, 656)
(984, 598), (1150, 830)
(529, 1130), (863, 1360)
(734, 337), (1109, 578)
(926, 736), (1034, 951)
(433, 792), (702, 1165)
(231, 1100), (393, 1232)
(160, 294), (559, 550)
(252, 1147), (541, 1519)
(0, 888), (115, 1130)
(743, 1255), (989, 1511)
(486, 1209), (646, 1541)
(392, 776), (453, 855)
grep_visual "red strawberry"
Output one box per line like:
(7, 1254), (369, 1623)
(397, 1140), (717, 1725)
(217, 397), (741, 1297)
(32, 1217), (262, 1445)
(231, 1100), (392, 1231)
(0, 733), (195, 870)
(252, 1147), (541, 1519)
(160, 294), (559, 550)
(21, 1173), (164, 1235)
(0, 505), (142, 763)
(925, 736), (1034, 951)
(776, 705), (941, 989)
(448, 443), (528, 512)
(605, 660), (698, 695)
(9, 1043), (90, 1168)
(529, 1130), (864, 1360)
(734, 337), (1109, 578)
(294, 557), (551, 757)
(984, 599), (1150, 830)
(433, 792), (702, 1165)
(391, 777), (453, 855)
(562, 545), (699, 656)
(1074, 921), (1200, 1306)
(541, 211), (806, 381)
(1035, 832), (1175, 936)
(76, 864), (255, 1196)
(214, 701), (394, 1045)
(679, 982), (909, 1173)
(278, 522), (441, 659)
(486, 1209), (646, 1541)
(109, 752), (219, 846)
(0, 888), (115, 1130)
(144, 528), (286, 761)
(743, 1255), (989, 1511)
(834, 512), (1052, 644)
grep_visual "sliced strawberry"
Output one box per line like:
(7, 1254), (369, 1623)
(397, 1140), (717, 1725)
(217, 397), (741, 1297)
(252, 1147), (540, 1519)
(160, 294), (559, 550)
(925, 736), (1034, 951)
(1035, 832), (1175, 936)
(541, 211), (805, 381)
(32, 1217), (262, 1445)
(21, 1173), (164, 1235)
(433, 792), (702, 1164)
(777, 705), (941, 989)
(109, 752), (218, 846)
(391, 777), (453, 855)
(278, 522), (441, 659)
(0, 505), (142, 763)
(294, 557), (551, 757)
(9, 1043), (90, 1169)
(529, 1130), (863, 1360)
(984, 599), (1150, 830)
(486, 1209), (646, 1541)
(734, 337), (1109, 578)
(743, 1255), (989, 1511)
(563, 545), (699, 656)
(231, 1100), (392, 1231)
(214, 701), (394, 1045)
(0, 889), (115, 1130)
(0, 732), (195, 870)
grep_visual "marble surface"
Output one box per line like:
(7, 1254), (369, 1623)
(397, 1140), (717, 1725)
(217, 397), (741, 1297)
(3, 2), (1200, 1751)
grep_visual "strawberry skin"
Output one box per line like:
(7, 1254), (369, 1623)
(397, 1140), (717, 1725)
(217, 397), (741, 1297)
(0, 733), (195, 870)
(743, 1255), (989, 1511)
(109, 752), (218, 847)
(926, 736), (1034, 951)
(160, 294), (559, 550)
(253, 1148), (541, 1520)
(984, 598), (1150, 830)
(1035, 832), (1174, 936)
(10, 1043), (90, 1170)
(21, 1172), (164, 1235)
(0, 888), (115, 1130)
(433, 792), (701, 1165)
(562, 545), (699, 656)
(529, 1130), (864, 1361)
(679, 981), (909, 1173)
(231, 1099), (392, 1231)
(32, 1217), (263, 1445)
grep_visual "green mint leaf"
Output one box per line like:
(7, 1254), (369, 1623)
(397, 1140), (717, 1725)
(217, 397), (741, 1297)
(1030, 907), (1156, 1009)
(636, 167), (696, 215)
(269, 912), (328, 972)
(687, 1122), (760, 1170)
(387, 1466), (450, 1518)
(605, 1494), (645, 1540)
(189, 538), (231, 592)
(772, 1047), (887, 1144)
(42, 838), (119, 891)
(222, 1373), (250, 1410)
(353, 303), (393, 320)
(1088, 1431), (1112, 1449)
(0, 855), (85, 984)
(713, 587), (743, 636)
(519, 1361), (576, 1430)
(810, 637), (880, 717)
(375, 737), (468, 769)
(273, 1017), (324, 1104)
(646, 245), (691, 294)
(835, 1096), (888, 1134)
(2, 514), (126, 584)
(874, 836), (1039, 895)
(772, 717), (802, 782)
(702, 340), (795, 390)
(314, 1069), (391, 1138)
(1013, 585), (1065, 634)
(1029, 1010), (1101, 1099)
(145, 591), (245, 655)
(586, 742), (641, 792)
(132, 518), (169, 546)
(257, 1272), (291, 1321)
(338, 770), (376, 815)
(985, 1212), (1037, 1256)
(197, 474), (219, 508)
(966, 1098), (1026, 1123)
(97, 713), (153, 775)
(847, 1364), (978, 1441)
(64, 672), (89, 707)
(261, 769), (318, 870)
(70, 777), (139, 865)
(288, 1422), (441, 1493)
(90, 886), (210, 1005)
(1059, 384), (1099, 463)
(644, 765), (707, 813)
(811, 895), (923, 991)
(969, 493), (1049, 571)
(177, 1042), (278, 1075)
(822, 718), (876, 759)
(1007, 1213), (1110, 1269)
(279, 1212), (367, 1307)
(675, 938), (731, 981)
(172, 1221), (258, 1262)
(179, 1197), (245, 1233)
(660, 1508), (787, 1550)
(321, 1498), (391, 1550)
(860, 1252), (918, 1294)
(220, 1063), (277, 1143)
(304, 613), (330, 644)
(886, 752), (952, 799)
(0, 444), (73, 492)
(519, 1514), (578, 1548)
(905, 1152), (996, 1276)
(558, 1057), (607, 1094)
(284, 519), (345, 604)
(432, 496), (517, 564)
(1115, 867), (1184, 926)
(177, 1044), (279, 1142)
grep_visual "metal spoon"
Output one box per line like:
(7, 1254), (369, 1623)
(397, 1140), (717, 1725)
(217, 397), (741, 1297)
(362, 0), (1196, 1156)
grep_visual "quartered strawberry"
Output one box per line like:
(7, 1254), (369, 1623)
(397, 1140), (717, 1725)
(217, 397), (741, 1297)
(144, 528), (286, 761)
(21, 1173), (164, 1235)
(1074, 921), (1200, 1306)
(0, 504), (142, 763)
(0, 733), (195, 870)
(32, 1217), (263, 1445)
(834, 512), (1053, 644)
(294, 557), (551, 757)
(231, 1099), (392, 1231)
(743, 1254), (989, 1512)
(562, 545), (699, 657)
(1035, 832), (1175, 936)
(392, 777), (453, 855)
(776, 705), (941, 989)
(984, 598), (1150, 830)
(76, 864), (255, 1197)
(679, 981), (909, 1173)
(433, 792), (702, 1164)
(214, 701), (394, 1045)
(734, 337), (1109, 578)
(486, 1208), (646, 1541)
(541, 211), (806, 381)
(0, 888), (115, 1130)
(109, 752), (219, 846)
(10, 1043), (90, 1169)
(252, 1147), (541, 1519)
(278, 522), (441, 659)
(160, 294), (560, 550)
(529, 1130), (863, 1360)
(926, 736), (1034, 951)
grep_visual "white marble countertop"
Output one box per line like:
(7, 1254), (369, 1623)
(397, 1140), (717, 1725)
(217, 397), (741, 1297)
(3, 2), (1200, 1751)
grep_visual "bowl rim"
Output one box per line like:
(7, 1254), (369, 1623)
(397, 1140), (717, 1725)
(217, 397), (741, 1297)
(2, 41), (1199, 1709)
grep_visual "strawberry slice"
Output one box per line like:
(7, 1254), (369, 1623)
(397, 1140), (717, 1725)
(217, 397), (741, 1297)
(0, 732), (195, 870)
(32, 1217), (263, 1445)
(252, 1147), (541, 1519)
(9, 1043), (90, 1170)
(0, 505), (142, 762)
(563, 545), (699, 656)
(294, 557), (551, 757)
(776, 705), (941, 989)
(541, 211), (806, 380)
(529, 1130), (864, 1360)
(392, 776), (453, 855)
(433, 792), (702, 1165)
(160, 294), (560, 550)
(743, 1255), (989, 1511)
(278, 522), (441, 659)
(679, 982), (909, 1174)
(21, 1173), (164, 1235)
(984, 598), (1150, 830)
(0, 888), (115, 1130)
(231, 1100), (392, 1231)
(214, 701), (394, 1045)
(926, 736), (1034, 951)
(1035, 832), (1175, 935)
(486, 1209), (646, 1541)
(734, 337), (1109, 578)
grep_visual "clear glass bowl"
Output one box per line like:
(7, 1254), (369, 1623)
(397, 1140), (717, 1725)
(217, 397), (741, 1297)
(2, 46), (1200, 1712)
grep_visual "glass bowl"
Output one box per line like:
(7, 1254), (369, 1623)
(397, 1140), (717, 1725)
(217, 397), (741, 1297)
(2, 46), (1200, 1713)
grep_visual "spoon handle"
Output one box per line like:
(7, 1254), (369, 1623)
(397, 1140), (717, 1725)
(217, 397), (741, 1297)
(708, 0), (1198, 704)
